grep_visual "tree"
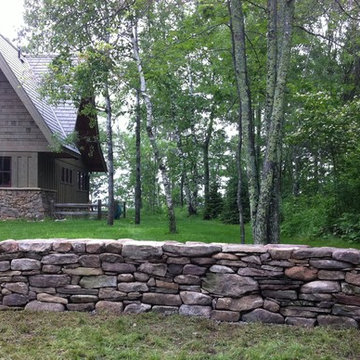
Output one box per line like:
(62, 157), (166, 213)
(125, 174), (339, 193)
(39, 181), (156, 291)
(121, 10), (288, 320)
(229, 0), (296, 244)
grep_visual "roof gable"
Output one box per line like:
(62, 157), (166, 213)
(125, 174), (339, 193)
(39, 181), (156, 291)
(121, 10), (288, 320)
(0, 35), (79, 155)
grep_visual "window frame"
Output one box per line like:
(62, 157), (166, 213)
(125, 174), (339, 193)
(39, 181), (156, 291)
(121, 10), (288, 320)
(0, 156), (11, 187)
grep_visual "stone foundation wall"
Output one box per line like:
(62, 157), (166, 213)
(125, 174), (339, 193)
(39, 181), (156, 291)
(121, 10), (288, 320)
(0, 188), (56, 219)
(0, 239), (360, 328)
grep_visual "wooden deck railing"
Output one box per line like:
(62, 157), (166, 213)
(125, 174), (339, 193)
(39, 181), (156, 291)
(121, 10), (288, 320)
(50, 200), (126, 220)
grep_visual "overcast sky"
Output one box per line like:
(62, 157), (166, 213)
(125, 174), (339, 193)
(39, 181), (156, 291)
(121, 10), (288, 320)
(0, 0), (25, 43)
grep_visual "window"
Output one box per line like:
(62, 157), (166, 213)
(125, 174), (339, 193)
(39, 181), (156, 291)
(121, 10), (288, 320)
(77, 171), (89, 191)
(0, 157), (11, 187)
(61, 167), (73, 185)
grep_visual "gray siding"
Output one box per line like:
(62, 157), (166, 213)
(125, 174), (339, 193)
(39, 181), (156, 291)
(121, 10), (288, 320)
(0, 152), (38, 187)
(0, 69), (49, 152)
(54, 158), (89, 203)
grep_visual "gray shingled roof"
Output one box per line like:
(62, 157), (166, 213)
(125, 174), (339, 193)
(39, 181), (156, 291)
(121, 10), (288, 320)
(0, 35), (79, 154)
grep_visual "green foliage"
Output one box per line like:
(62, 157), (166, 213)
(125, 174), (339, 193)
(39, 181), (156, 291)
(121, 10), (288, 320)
(333, 213), (360, 243)
(281, 195), (335, 239)
(203, 182), (223, 220)
(220, 175), (250, 225)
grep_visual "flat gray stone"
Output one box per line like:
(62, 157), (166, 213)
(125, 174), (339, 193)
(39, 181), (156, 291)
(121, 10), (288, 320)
(138, 263), (167, 277)
(17, 240), (52, 253)
(142, 293), (182, 306)
(29, 275), (70, 288)
(238, 268), (282, 277)
(124, 303), (151, 314)
(263, 299), (280, 313)
(163, 242), (221, 257)
(285, 317), (316, 327)
(345, 272), (360, 286)
(317, 315), (358, 329)
(99, 253), (123, 263)
(70, 295), (99, 303)
(332, 304), (360, 319)
(57, 285), (98, 295)
(216, 295), (263, 312)
(301, 281), (340, 294)
(180, 291), (212, 305)
(3, 294), (28, 306)
(333, 249), (360, 264)
(67, 303), (95, 312)
(117, 282), (148, 293)
(318, 270), (345, 280)
(79, 275), (117, 288)
(209, 265), (234, 273)
(292, 247), (334, 259)
(262, 290), (298, 300)
(309, 259), (351, 270)
(102, 262), (136, 273)
(211, 310), (240, 322)
(183, 264), (207, 276)
(42, 254), (79, 265)
(0, 240), (19, 253)
(242, 309), (284, 324)
(95, 301), (123, 314)
(179, 305), (211, 318)
(121, 240), (164, 259)
(152, 305), (179, 315)
(25, 300), (65, 312)
(221, 244), (267, 253)
(4, 282), (28, 295)
(37, 293), (68, 304)
(12, 258), (42, 271)
(174, 275), (201, 285)
(202, 273), (258, 297)
(63, 267), (103, 276)
(341, 282), (360, 295)
(0, 261), (10, 271)
(99, 288), (126, 300)
(79, 255), (100, 268)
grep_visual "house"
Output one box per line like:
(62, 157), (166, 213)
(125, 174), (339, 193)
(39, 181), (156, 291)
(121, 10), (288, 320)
(0, 35), (106, 219)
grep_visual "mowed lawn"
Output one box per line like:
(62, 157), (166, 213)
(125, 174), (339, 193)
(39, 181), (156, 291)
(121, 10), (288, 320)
(0, 311), (359, 360)
(0, 209), (358, 249)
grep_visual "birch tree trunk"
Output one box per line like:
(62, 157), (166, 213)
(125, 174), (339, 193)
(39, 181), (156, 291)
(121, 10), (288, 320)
(228, 0), (259, 235)
(203, 110), (214, 220)
(135, 88), (142, 225)
(104, 83), (114, 226)
(131, 23), (177, 233)
(229, 0), (295, 244)
(254, 0), (295, 244)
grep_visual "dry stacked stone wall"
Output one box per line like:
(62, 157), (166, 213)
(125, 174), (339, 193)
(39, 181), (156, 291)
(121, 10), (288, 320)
(0, 239), (360, 328)
(0, 189), (55, 220)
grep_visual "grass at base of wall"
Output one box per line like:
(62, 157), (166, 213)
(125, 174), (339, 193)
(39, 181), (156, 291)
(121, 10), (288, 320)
(0, 311), (359, 360)
(0, 208), (359, 248)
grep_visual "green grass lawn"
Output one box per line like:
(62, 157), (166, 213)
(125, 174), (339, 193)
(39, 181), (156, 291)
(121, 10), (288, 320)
(0, 311), (358, 360)
(0, 208), (358, 249)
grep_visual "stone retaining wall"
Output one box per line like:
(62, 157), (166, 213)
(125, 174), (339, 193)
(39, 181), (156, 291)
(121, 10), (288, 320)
(0, 188), (56, 220)
(0, 239), (360, 328)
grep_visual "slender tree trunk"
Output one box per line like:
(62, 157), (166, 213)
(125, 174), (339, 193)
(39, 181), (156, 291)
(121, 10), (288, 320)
(135, 88), (142, 225)
(104, 84), (114, 226)
(132, 23), (177, 233)
(254, 0), (295, 244)
(236, 112), (246, 244)
(203, 110), (214, 220)
(180, 173), (184, 208)
(229, 0), (259, 235)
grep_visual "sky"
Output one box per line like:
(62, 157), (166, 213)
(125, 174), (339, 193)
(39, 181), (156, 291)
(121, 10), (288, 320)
(0, 0), (25, 43)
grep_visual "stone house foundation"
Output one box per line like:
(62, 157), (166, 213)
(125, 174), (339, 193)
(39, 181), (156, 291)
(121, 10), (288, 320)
(0, 188), (56, 220)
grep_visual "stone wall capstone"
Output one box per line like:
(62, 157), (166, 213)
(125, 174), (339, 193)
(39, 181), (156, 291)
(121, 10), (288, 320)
(0, 238), (359, 328)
